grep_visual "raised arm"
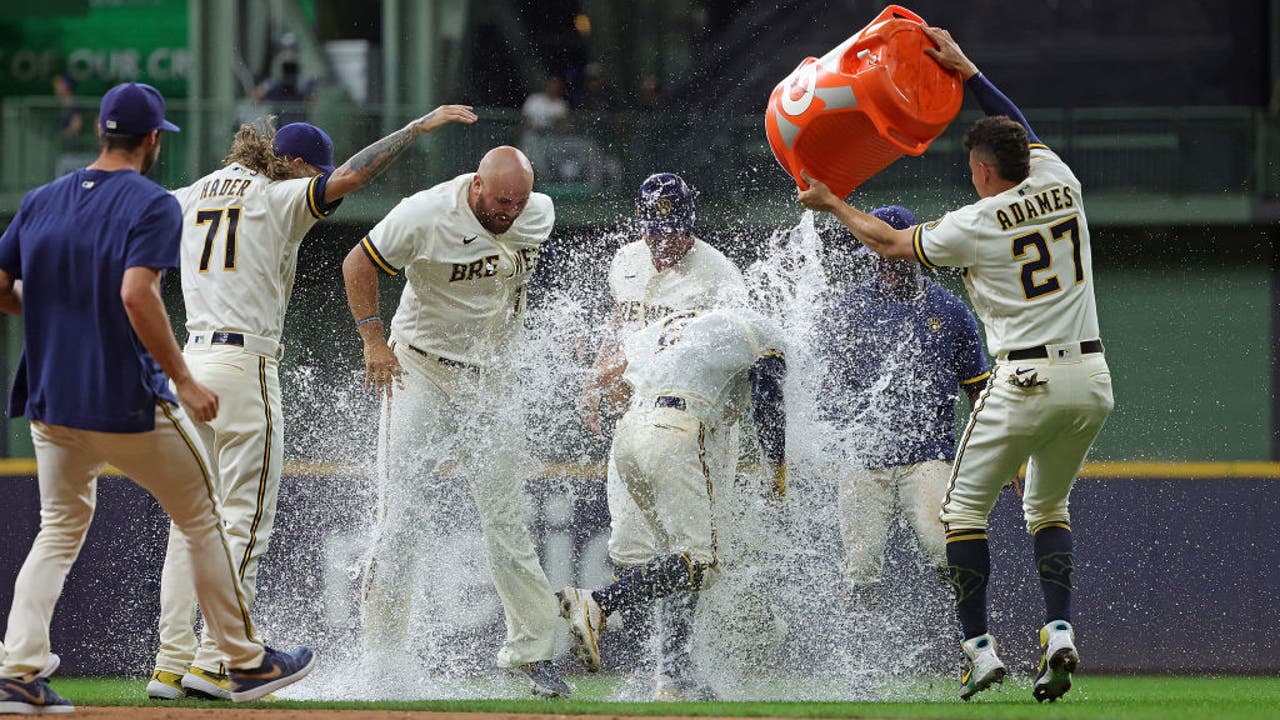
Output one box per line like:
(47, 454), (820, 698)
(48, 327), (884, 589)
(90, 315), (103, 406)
(796, 171), (916, 260)
(323, 105), (478, 204)
(923, 26), (1041, 145)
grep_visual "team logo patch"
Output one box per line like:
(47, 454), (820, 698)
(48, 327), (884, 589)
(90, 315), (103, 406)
(926, 316), (943, 333)
(656, 198), (672, 217)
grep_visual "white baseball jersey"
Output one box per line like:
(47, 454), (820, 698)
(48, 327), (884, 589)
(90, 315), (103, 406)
(608, 238), (747, 336)
(913, 145), (1099, 356)
(361, 173), (552, 367)
(621, 309), (786, 424)
(173, 163), (336, 341)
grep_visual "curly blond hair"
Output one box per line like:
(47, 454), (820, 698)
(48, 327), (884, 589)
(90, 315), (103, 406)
(224, 116), (296, 180)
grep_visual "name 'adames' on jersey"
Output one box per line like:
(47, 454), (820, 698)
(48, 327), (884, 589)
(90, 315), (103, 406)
(361, 173), (553, 368)
(622, 308), (786, 425)
(914, 145), (1100, 357)
(173, 163), (335, 342)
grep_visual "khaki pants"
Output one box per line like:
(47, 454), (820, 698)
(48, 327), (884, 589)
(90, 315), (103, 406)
(360, 340), (558, 668)
(837, 460), (950, 586)
(155, 344), (284, 675)
(941, 353), (1114, 533)
(0, 404), (264, 678)
(610, 407), (718, 571)
(608, 418), (734, 567)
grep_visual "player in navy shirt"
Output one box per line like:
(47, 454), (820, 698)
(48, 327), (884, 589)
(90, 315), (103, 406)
(817, 205), (990, 600)
(0, 83), (313, 713)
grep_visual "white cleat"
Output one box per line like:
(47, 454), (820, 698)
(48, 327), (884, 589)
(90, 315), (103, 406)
(558, 586), (606, 672)
(958, 633), (1007, 701)
(1033, 620), (1079, 703)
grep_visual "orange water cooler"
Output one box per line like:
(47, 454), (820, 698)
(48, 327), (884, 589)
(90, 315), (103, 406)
(765, 5), (963, 197)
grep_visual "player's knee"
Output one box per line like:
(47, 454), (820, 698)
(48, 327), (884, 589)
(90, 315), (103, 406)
(1023, 507), (1070, 535)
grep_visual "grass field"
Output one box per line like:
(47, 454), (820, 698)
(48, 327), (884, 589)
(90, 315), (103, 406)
(48, 675), (1280, 720)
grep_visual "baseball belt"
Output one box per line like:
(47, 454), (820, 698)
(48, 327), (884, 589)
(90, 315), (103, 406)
(1007, 339), (1103, 361)
(188, 331), (282, 358)
(403, 342), (481, 373)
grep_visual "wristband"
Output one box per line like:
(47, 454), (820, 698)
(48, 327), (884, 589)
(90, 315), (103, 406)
(355, 315), (382, 328)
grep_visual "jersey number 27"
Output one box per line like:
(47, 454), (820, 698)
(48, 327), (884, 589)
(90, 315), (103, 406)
(1012, 215), (1082, 300)
(195, 207), (241, 272)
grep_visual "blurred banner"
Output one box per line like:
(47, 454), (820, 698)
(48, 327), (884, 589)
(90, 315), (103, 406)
(0, 0), (190, 98)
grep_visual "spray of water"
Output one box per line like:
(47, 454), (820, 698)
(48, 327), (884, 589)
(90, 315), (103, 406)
(246, 213), (954, 701)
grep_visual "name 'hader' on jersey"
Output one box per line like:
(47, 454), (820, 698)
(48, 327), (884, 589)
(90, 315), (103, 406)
(995, 185), (1075, 231)
(448, 245), (539, 282)
(197, 177), (254, 200)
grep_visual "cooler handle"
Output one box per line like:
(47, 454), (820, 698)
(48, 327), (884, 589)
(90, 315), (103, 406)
(875, 5), (925, 25)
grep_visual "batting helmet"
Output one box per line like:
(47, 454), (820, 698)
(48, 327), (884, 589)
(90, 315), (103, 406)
(635, 172), (696, 235)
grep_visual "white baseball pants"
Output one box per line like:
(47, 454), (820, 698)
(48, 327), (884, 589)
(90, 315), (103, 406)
(155, 343), (283, 675)
(360, 341), (558, 668)
(940, 353), (1113, 533)
(609, 406), (718, 571)
(0, 405), (264, 678)
(837, 459), (950, 586)
(608, 418), (734, 567)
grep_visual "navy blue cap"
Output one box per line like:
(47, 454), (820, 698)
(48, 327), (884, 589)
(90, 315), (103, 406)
(870, 205), (916, 231)
(98, 82), (180, 135)
(274, 123), (335, 173)
(635, 172), (696, 235)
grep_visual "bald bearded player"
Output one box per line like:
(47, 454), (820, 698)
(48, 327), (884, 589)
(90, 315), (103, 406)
(342, 146), (569, 697)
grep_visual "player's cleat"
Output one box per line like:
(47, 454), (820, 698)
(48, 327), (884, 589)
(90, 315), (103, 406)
(182, 666), (232, 700)
(559, 586), (606, 672)
(958, 633), (1006, 701)
(0, 676), (74, 715)
(1033, 620), (1079, 703)
(518, 661), (572, 698)
(652, 673), (717, 702)
(37, 654), (60, 680)
(228, 646), (315, 702)
(146, 670), (185, 700)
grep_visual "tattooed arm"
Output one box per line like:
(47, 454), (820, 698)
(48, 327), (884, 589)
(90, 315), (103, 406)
(323, 104), (478, 203)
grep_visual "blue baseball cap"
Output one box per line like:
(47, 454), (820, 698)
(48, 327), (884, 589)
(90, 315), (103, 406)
(98, 82), (180, 135)
(635, 172), (696, 235)
(274, 122), (335, 173)
(870, 204), (916, 231)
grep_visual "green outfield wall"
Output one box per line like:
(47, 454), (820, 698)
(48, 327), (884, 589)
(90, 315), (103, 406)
(0, 221), (1269, 462)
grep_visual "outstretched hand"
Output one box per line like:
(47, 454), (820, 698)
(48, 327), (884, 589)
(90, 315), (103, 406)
(922, 26), (979, 80)
(411, 105), (479, 135)
(796, 170), (841, 213)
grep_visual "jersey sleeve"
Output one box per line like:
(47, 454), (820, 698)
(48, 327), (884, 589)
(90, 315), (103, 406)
(125, 193), (183, 270)
(266, 173), (342, 241)
(952, 299), (991, 387)
(511, 193), (555, 245)
(0, 196), (29, 278)
(715, 257), (749, 306)
(362, 194), (431, 276)
(915, 205), (981, 270)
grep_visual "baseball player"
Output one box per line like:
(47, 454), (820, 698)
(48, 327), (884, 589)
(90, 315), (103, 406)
(341, 146), (570, 698)
(0, 83), (312, 715)
(578, 173), (746, 699)
(799, 27), (1113, 703)
(816, 205), (989, 595)
(148, 106), (477, 701)
(561, 307), (787, 691)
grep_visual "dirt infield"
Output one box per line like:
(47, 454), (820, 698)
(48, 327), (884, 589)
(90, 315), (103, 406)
(74, 710), (771, 720)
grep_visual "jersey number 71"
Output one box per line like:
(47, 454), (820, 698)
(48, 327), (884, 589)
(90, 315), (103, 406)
(195, 207), (242, 272)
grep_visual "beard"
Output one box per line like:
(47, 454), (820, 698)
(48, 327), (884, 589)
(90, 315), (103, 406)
(140, 141), (161, 175)
(474, 202), (516, 234)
